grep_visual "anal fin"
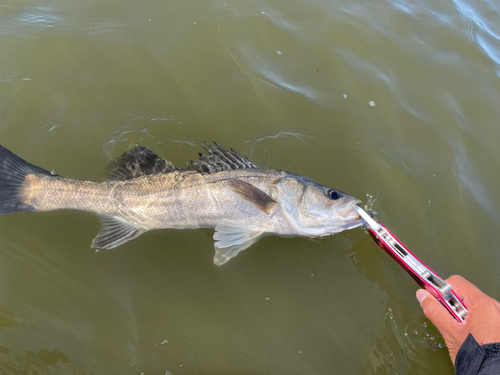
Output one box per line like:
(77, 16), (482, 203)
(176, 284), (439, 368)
(91, 216), (146, 249)
(213, 223), (263, 266)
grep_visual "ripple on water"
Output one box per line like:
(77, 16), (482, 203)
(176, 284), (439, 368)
(403, 319), (445, 351)
(216, 0), (360, 109)
(366, 307), (447, 373)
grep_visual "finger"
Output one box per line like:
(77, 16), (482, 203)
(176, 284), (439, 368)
(416, 289), (457, 331)
(446, 275), (483, 303)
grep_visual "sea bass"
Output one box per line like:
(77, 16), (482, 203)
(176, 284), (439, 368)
(0, 143), (363, 265)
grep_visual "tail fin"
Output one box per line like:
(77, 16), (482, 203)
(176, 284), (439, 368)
(0, 144), (52, 214)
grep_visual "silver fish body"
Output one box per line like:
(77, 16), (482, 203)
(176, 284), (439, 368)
(0, 143), (362, 265)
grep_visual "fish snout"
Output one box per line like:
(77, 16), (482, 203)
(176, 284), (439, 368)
(333, 199), (362, 220)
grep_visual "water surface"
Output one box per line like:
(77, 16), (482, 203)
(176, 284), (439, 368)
(1, 0), (500, 373)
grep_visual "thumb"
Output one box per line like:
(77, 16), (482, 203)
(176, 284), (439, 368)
(416, 289), (456, 331)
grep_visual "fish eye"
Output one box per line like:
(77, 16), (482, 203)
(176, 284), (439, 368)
(327, 189), (340, 200)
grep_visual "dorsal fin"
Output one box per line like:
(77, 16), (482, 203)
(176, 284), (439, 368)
(108, 145), (176, 180)
(189, 142), (258, 173)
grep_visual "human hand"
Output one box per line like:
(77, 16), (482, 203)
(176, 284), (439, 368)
(416, 275), (500, 364)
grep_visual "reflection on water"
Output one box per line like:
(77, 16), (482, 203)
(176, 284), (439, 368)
(1, 0), (500, 373)
(0, 305), (90, 374)
(0, 347), (91, 375)
(0, 305), (18, 329)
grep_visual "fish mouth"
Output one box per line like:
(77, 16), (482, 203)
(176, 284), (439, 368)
(333, 199), (363, 221)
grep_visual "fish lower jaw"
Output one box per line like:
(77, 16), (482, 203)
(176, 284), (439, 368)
(341, 214), (362, 222)
(332, 199), (362, 220)
(291, 219), (363, 237)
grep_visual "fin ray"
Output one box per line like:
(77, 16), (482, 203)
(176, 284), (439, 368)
(0, 144), (52, 214)
(213, 223), (263, 265)
(228, 179), (276, 215)
(91, 216), (146, 249)
(108, 146), (176, 180)
(189, 142), (258, 173)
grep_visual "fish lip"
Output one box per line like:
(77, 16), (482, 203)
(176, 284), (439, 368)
(334, 199), (363, 221)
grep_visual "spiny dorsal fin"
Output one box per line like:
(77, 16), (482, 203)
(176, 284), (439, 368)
(91, 216), (146, 249)
(108, 145), (176, 180)
(228, 179), (276, 215)
(188, 142), (258, 173)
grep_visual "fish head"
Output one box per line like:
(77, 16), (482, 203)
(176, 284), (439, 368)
(274, 174), (363, 237)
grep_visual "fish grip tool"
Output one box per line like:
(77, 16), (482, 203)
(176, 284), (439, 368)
(354, 206), (467, 322)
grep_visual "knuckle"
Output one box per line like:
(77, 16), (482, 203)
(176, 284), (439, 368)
(448, 275), (465, 284)
(492, 297), (500, 310)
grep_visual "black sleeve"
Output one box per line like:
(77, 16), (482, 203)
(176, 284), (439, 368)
(455, 333), (500, 375)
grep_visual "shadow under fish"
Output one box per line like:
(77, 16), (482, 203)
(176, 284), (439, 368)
(0, 142), (362, 265)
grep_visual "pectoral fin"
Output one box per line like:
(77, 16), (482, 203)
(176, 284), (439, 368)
(91, 216), (146, 249)
(213, 223), (263, 266)
(228, 179), (276, 215)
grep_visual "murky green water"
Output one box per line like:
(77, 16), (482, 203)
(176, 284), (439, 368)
(1, 0), (500, 373)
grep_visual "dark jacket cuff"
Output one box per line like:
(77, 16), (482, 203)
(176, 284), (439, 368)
(455, 334), (485, 375)
(455, 333), (500, 375)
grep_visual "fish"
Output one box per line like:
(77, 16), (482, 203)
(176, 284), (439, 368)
(0, 142), (363, 265)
